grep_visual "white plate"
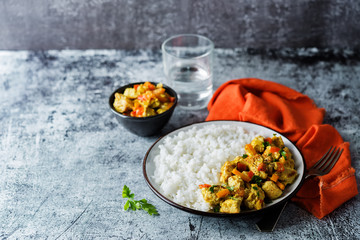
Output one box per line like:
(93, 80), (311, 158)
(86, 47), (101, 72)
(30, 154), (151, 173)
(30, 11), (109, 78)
(143, 120), (305, 216)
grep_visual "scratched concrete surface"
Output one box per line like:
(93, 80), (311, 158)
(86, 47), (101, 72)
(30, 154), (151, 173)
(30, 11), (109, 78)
(0, 49), (359, 239)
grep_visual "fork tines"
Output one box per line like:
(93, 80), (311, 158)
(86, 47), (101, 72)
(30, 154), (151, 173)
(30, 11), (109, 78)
(313, 146), (344, 174)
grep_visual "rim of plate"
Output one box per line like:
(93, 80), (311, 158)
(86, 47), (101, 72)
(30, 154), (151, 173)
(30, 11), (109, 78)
(142, 120), (306, 217)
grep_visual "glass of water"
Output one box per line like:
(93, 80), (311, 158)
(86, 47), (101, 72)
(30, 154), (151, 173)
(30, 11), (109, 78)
(162, 34), (214, 110)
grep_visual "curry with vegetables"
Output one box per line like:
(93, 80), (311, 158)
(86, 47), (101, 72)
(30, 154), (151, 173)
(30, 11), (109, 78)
(113, 82), (175, 117)
(199, 135), (298, 213)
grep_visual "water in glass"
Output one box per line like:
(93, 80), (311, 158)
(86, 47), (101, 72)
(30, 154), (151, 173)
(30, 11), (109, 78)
(169, 64), (213, 110)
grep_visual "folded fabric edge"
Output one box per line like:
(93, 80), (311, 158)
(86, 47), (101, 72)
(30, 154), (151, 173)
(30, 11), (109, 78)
(218, 78), (318, 101)
(292, 168), (358, 219)
(321, 167), (357, 190)
(319, 172), (358, 219)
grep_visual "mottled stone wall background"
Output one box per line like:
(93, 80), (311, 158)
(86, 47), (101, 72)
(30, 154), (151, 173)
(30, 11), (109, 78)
(0, 0), (360, 50)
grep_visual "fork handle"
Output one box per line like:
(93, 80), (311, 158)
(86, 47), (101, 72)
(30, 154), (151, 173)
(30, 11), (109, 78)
(255, 201), (288, 232)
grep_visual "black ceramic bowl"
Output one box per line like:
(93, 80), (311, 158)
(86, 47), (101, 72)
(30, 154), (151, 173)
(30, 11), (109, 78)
(109, 82), (178, 136)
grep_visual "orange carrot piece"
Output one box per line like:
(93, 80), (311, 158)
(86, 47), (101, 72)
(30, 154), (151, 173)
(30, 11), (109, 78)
(270, 146), (280, 153)
(237, 163), (247, 172)
(257, 163), (266, 172)
(247, 171), (254, 179)
(239, 171), (252, 182)
(130, 107), (144, 117)
(138, 92), (154, 102)
(199, 184), (211, 189)
(144, 81), (156, 90)
(245, 144), (257, 155)
(270, 174), (279, 182)
(153, 87), (166, 96)
(276, 162), (285, 172)
(276, 181), (285, 190)
(216, 189), (230, 198)
(232, 168), (241, 176)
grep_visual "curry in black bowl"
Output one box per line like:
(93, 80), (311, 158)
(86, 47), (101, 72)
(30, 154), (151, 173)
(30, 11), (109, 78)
(109, 82), (178, 137)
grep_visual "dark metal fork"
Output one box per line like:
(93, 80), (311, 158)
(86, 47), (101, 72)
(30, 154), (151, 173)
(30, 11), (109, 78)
(256, 146), (344, 232)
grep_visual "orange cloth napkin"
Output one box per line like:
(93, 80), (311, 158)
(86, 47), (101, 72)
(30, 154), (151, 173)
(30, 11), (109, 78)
(206, 78), (358, 219)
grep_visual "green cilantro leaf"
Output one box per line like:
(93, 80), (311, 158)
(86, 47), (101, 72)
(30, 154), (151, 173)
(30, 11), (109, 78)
(122, 185), (158, 216)
(280, 149), (287, 159)
(242, 154), (249, 158)
(209, 185), (216, 193)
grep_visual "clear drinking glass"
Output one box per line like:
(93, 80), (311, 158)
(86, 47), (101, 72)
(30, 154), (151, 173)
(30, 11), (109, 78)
(162, 34), (214, 110)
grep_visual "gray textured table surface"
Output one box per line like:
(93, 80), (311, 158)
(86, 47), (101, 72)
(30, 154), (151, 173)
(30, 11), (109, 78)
(0, 49), (359, 239)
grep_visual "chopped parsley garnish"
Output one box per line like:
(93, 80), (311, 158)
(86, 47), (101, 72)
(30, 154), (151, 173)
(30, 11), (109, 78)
(213, 205), (220, 212)
(263, 141), (270, 148)
(122, 185), (158, 216)
(252, 186), (258, 190)
(242, 154), (249, 158)
(209, 185), (216, 193)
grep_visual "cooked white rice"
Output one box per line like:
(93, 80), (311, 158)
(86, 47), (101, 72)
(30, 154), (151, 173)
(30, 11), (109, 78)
(152, 124), (261, 212)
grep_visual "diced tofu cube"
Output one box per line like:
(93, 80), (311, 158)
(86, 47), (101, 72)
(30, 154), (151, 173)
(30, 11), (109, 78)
(285, 158), (295, 169)
(244, 184), (265, 210)
(149, 98), (161, 108)
(227, 175), (245, 190)
(272, 136), (284, 148)
(263, 146), (281, 160)
(278, 167), (298, 185)
(113, 93), (133, 113)
(251, 136), (265, 153)
(259, 171), (268, 179)
(246, 154), (264, 176)
(220, 198), (242, 213)
(262, 181), (283, 200)
(123, 88), (138, 99)
(144, 107), (156, 117)
(220, 161), (234, 183)
(201, 186), (221, 206)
